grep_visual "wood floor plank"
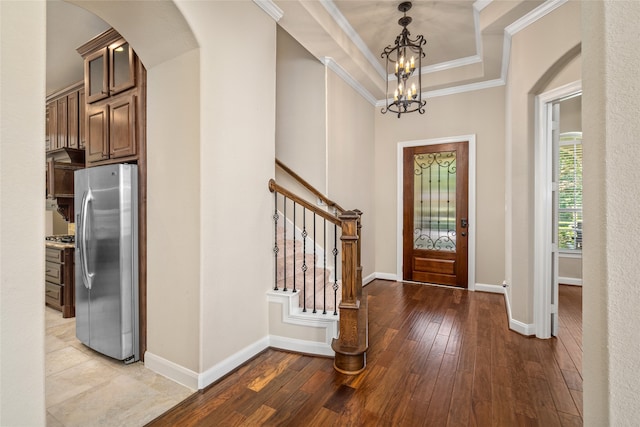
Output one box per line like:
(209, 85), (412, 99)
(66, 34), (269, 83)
(148, 280), (583, 427)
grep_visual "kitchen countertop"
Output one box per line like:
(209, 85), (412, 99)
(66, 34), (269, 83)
(45, 241), (75, 250)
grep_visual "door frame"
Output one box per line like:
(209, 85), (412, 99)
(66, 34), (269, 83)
(397, 135), (476, 290)
(534, 80), (582, 338)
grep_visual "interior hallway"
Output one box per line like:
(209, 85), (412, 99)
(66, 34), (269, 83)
(148, 280), (583, 426)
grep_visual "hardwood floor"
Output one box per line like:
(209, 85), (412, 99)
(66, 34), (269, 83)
(148, 281), (583, 426)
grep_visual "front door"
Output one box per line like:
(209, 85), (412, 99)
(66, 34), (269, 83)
(403, 141), (469, 287)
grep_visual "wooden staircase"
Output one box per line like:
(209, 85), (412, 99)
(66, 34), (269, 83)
(269, 159), (368, 374)
(275, 226), (342, 313)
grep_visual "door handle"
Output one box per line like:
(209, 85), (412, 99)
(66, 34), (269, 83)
(461, 218), (468, 228)
(80, 190), (94, 290)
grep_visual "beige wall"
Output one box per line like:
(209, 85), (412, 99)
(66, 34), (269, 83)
(146, 48), (201, 372)
(583, 1), (640, 424)
(505, 1), (581, 323)
(274, 31), (376, 280)
(326, 69), (376, 279)
(558, 256), (582, 282)
(374, 86), (506, 287)
(0, 1), (47, 424)
(175, 1), (276, 372)
(276, 27), (326, 193)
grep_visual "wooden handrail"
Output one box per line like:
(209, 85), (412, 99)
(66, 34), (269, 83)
(268, 179), (341, 226)
(275, 159), (345, 214)
(269, 172), (367, 375)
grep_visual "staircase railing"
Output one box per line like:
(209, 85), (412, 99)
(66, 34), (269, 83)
(269, 160), (368, 374)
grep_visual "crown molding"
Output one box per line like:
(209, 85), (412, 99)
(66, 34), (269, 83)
(500, 0), (568, 80)
(319, 0), (386, 79)
(505, 0), (568, 36)
(473, 0), (493, 13)
(314, 0), (570, 108)
(375, 77), (505, 108)
(322, 57), (378, 107)
(253, 0), (283, 22)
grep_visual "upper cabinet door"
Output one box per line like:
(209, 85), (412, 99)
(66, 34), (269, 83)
(85, 47), (109, 104)
(109, 40), (135, 96)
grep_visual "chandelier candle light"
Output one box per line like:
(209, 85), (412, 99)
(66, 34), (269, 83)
(381, 1), (426, 118)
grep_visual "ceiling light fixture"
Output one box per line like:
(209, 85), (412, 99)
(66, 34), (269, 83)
(381, 1), (426, 118)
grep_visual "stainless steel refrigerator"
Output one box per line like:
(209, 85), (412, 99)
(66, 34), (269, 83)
(75, 164), (139, 363)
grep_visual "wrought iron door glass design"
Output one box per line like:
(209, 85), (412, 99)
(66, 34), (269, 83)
(413, 151), (457, 251)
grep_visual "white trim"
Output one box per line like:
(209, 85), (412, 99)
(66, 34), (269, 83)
(497, 285), (536, 336)
(269, 335), (334, 357)
(473, 0), (493, 13)
(388, 56), (483, 83)
(252, 0), (283, 22)
(267, 290), (338, 356)
(559, 251), (582, 259)
(558, 277), (582, 286)
(363, 272), (376, 285)
(396, 135), (476, 291)
(147, 336), (271, 390)
(534, 80), (582, 339)
(198, 337), (270, 389)
(375, 78), (505, 108)
(144, 351), (200, 390)
(474, 283), (504, 294)
(425, 78), (504, 99)
(318, 0), (569, 108)
(373, 272), (399, 282)
(500, 0), (568, 81)
(505, 0), (568, 36)
(322, 57), (378, 107)
(473, 2), (486, 56)
(319, 0), (386, 79)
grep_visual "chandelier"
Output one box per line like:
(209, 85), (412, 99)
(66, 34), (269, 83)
(381, 1), (426, 118)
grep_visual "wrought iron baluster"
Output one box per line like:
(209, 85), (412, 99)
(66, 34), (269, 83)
(313, 212), (317, 314)
(293, 201), (297, 293)
(323, 218), (327, 314)
(273, 192), (279, 291)
(332, 223), (339, 315)
(302, 208), (308, 312)
(283, 196), (287, 292)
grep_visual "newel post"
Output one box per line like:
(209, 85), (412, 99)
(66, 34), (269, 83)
(332, 210), (368, 374)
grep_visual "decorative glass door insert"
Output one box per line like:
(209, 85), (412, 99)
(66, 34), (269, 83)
(413, 151), (457, 252)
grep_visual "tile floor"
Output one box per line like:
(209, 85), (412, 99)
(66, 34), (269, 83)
(45, 307), (194, 426)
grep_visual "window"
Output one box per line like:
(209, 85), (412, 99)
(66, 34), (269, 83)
(558, 132), (582, 251)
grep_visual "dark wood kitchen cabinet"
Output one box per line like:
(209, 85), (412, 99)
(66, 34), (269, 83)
(78, 28), (145, 166)
(46, 160), (83, 221)
(46, 82), (84, 153)
(45, 245), (75, 318)
(86, 92), (137, 163)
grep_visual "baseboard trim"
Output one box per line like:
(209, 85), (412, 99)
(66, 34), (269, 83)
(559, 277), (582, 286)
(474, 283), (535, 336)
(144, 351), (199, 390)
(145, 333), (332, 392)
(363, 272), (376, 285)
(198, 337), (270, 389)
(474, 283), (505, 294)
(269, 335), (334, 357)
(372, 272), (398, 282)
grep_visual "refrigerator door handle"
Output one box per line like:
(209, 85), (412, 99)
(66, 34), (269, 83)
(80, 189), (94, 290)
